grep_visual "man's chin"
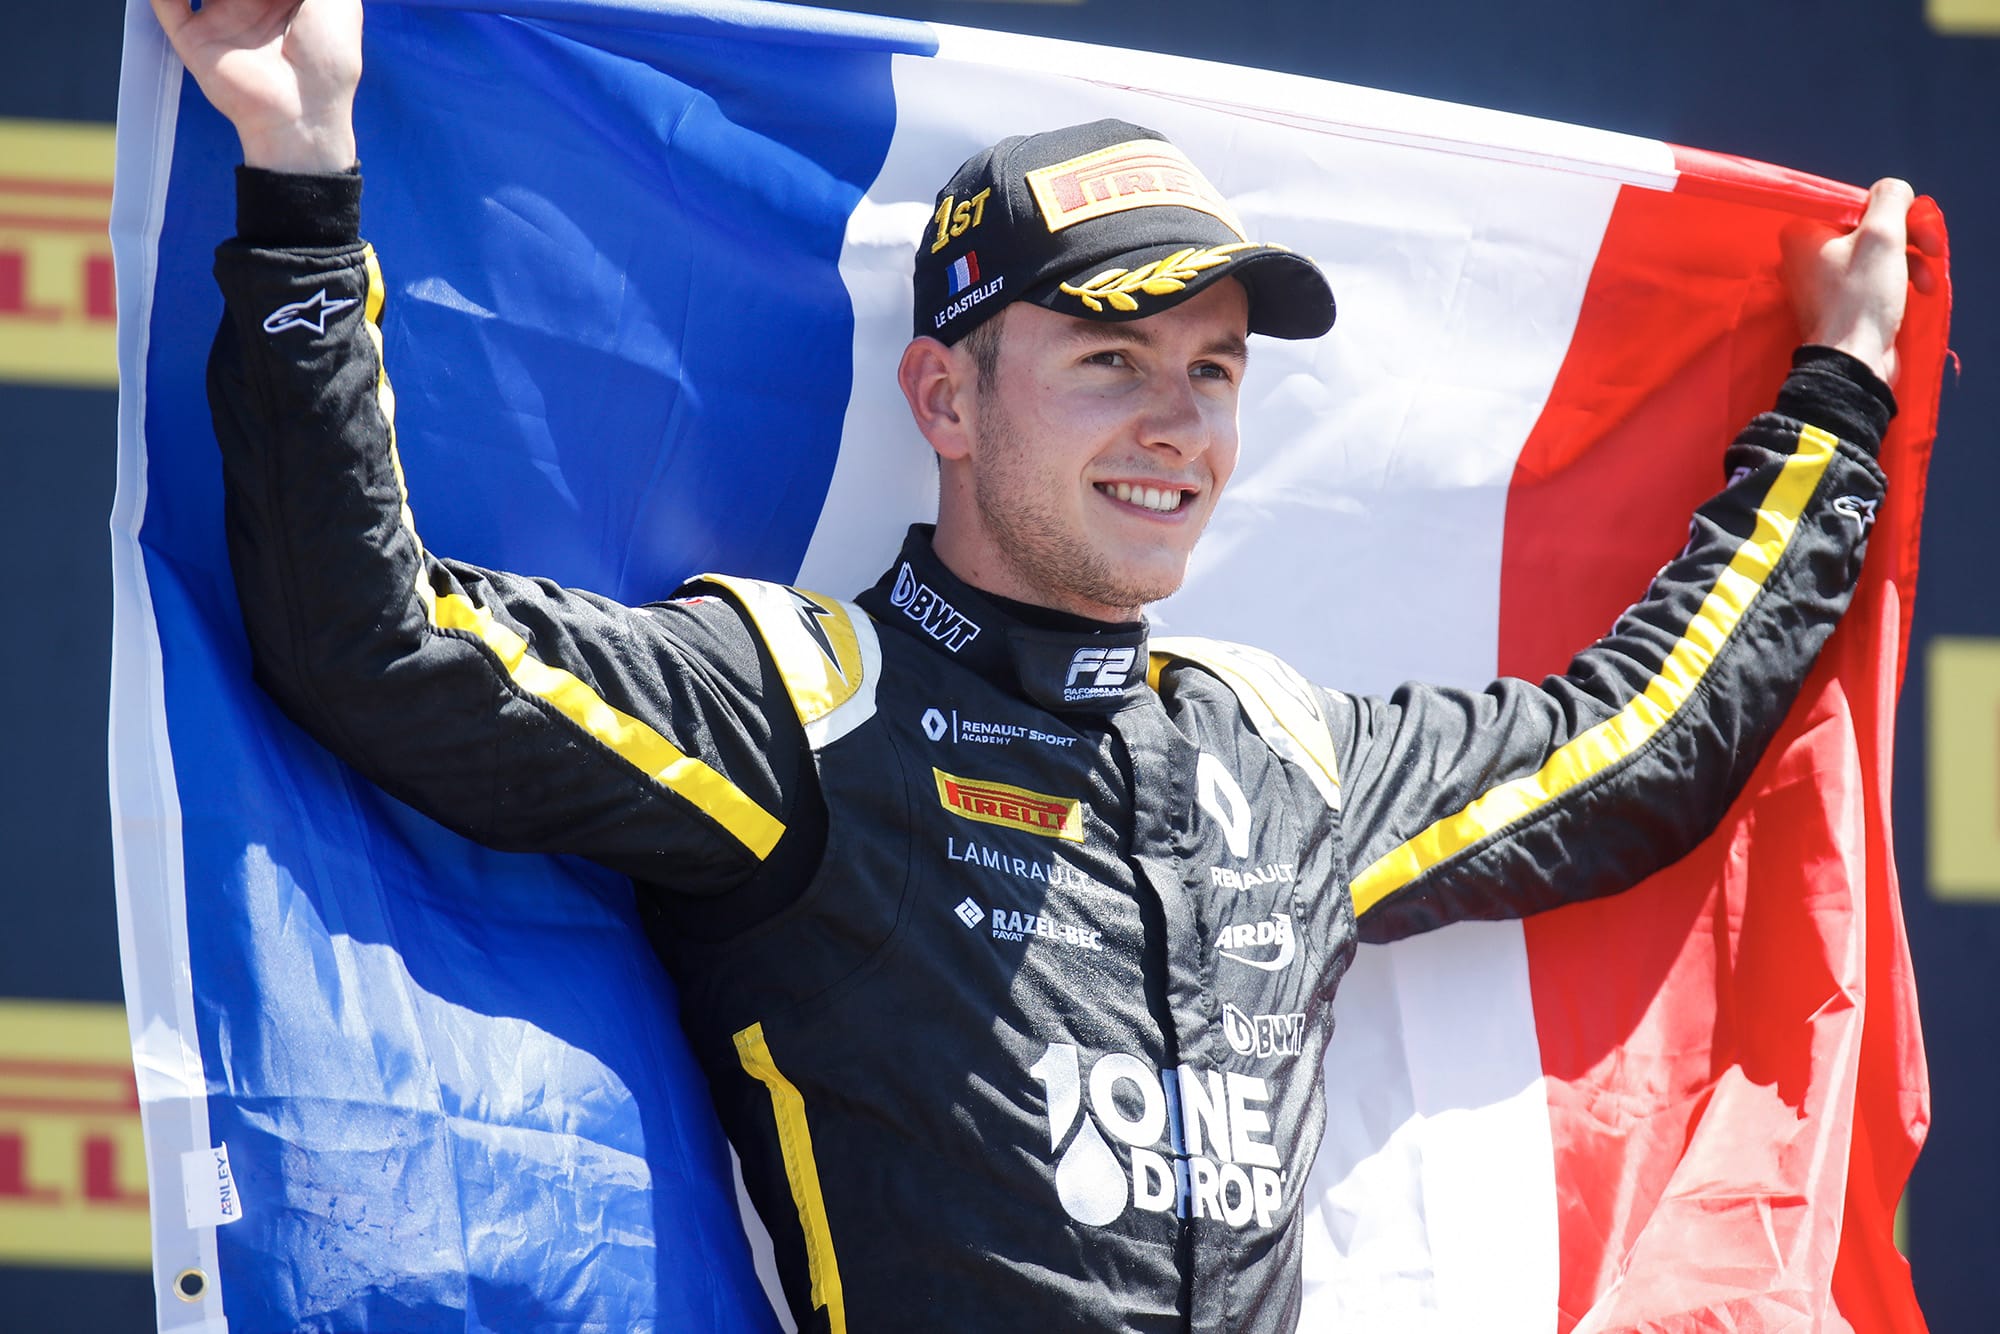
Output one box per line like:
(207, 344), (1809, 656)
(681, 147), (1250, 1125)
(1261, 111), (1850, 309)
(1093, 554), (1191, 612)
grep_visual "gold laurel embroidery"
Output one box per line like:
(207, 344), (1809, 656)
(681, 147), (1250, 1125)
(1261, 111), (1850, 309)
(1058, 242), (1268, 313)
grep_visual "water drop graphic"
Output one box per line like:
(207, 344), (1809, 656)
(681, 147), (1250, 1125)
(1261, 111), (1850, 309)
(1055, 1118), (1127, 1226)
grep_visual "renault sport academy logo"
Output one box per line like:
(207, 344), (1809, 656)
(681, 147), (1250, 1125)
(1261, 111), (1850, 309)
(934, 768), (1083, 842)
(921, 706), (1077, 750)
(890, 563), (981, 651)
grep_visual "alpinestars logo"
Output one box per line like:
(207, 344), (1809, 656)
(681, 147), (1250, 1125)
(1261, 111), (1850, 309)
(1833, 495), (1879, 535)
(890, 563), (981, 651)
(1029, 1044), (1286, 1230)
(1216, 913), (1295, 972)
(262, 288), (358, 335)
(1064, 646), (1136, 703)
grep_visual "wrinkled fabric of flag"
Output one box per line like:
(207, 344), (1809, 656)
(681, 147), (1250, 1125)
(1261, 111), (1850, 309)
(110, 1), (1948, 1330)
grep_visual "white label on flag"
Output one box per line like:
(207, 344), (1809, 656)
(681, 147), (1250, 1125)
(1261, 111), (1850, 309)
(181, 1144), (244, 1228)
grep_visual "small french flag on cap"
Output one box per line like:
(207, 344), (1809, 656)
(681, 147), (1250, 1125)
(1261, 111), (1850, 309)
(947, 251), (981, 295)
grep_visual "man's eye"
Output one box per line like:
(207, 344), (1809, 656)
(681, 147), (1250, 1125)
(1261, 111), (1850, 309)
(1085, 350), (1129, 368)
(1193, 361), (1234, 382)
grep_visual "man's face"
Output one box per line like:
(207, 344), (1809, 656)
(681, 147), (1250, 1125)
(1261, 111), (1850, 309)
(956, 278), (1249, 621)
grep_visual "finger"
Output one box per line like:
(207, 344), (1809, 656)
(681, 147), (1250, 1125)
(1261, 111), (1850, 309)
(1853, 177), (1915, 253)
(148, 0), (192, 34)
(1778, 215), (1840, 268)
(1863, 177), (1916, 216)
(1909, 253), (1939, 298)
(1907, 197), (1948, 258)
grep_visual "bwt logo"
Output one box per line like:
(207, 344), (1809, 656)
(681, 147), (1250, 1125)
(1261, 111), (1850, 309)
(1028, 1043), (1286, 1231)
(1221, 1004), (1306, 1060)
(889, 564), (981, 651)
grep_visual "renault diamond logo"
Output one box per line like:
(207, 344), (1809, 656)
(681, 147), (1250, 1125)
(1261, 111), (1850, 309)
(923, 708), (949, 741)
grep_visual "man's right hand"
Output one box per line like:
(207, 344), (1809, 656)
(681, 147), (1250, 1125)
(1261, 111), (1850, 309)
(149, 0), (361, 173)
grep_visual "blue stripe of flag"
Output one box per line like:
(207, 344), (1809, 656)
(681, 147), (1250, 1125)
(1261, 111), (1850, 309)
(141, 3), (917, 1327)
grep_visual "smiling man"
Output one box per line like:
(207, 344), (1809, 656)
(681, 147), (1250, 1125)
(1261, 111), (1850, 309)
(153, 0), (1938, 1329)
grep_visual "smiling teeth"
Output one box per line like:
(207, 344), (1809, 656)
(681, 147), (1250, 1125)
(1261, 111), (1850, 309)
(1104, 482), (1182, 513)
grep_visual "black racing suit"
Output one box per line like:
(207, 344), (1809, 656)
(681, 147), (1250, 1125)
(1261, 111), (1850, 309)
(207, 168), (1893, 1333)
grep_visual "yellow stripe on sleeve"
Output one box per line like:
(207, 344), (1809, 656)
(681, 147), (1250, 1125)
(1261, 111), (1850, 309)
(735, 1022), (847, 1334)
(1350, 425), (1840, 917)
(429, 593), (784, 858)
(354, 250), (783, 860)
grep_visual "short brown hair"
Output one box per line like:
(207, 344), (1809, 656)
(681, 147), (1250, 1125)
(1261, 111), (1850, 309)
(963, 312), (1003, 391)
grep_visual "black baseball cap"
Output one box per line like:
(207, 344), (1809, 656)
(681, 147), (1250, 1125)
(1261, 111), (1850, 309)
(912, 118), (1336, 346)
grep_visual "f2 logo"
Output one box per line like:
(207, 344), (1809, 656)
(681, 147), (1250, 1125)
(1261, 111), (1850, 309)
(1197, 753), (1252, 859)
(1067, 646), (1136, 690)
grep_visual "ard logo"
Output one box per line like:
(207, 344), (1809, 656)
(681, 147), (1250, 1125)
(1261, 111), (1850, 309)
(0, 118), (116, 387)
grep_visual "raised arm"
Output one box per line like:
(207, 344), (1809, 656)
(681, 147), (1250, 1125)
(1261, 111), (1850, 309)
(158, 0), (822, 899)
(1337, 182), (1941, 943)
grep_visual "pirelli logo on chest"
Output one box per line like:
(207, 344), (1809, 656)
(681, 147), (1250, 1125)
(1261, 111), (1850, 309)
(1025, 139), (1246, 238)
(934, 767), (1083, 843)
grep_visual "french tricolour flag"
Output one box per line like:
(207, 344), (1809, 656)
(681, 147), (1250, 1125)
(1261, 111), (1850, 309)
(111, 0), (1946, 1330)
(947, 250), (980, 295)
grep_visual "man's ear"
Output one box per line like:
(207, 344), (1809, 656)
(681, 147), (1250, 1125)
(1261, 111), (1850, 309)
(898, 336), (975, 462)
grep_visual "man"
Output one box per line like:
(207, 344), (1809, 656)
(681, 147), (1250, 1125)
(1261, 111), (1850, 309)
(154, 0), (1939, 1328)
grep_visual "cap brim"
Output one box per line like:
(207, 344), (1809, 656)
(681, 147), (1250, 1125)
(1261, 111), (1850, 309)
(1028, 241), (1335, 340)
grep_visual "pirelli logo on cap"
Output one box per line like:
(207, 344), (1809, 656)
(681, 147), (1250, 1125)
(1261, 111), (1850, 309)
(1025, 139), (1246, 239)
(933, 767), (1084, 843)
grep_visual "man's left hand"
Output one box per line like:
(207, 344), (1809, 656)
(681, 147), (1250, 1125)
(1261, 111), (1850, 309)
(1782, 178), (1946, 388)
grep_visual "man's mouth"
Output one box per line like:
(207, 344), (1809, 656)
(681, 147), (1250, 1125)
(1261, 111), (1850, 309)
(1095, 482), (1193, 514)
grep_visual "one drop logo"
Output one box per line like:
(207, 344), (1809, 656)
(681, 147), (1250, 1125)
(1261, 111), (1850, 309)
(1027, 1043), (1286, 1230)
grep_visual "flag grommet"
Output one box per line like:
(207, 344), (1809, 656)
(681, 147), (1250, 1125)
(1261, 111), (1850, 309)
(174, 1269), (207, 1303)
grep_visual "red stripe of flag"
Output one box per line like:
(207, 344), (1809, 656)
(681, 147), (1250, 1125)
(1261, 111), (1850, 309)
(1498, 161), (1943, 1330)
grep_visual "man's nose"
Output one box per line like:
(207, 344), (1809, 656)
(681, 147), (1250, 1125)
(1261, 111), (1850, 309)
(1139, 373), (1211, 459)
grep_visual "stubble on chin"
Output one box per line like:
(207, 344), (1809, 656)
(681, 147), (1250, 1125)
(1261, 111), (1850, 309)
(970, 400), (1187, 616)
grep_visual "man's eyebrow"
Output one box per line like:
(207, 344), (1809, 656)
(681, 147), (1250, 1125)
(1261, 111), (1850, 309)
(1061, 322), (1249, 361)
(1062, 320), (1155, 348)
(1201, 332), (1249, 362)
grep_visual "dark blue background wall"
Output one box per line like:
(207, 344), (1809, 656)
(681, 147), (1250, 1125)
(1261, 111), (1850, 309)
(3, 2), (1990, 1328)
